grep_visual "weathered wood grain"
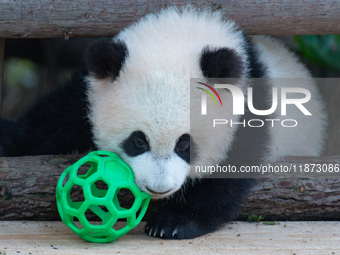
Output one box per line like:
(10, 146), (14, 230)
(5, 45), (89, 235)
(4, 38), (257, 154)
(0, 221), (340, 254)
(0, 0), (339, 38)
(1, 154), (340, 220)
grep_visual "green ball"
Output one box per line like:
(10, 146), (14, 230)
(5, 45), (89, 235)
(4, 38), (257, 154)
(56, 151), (151, 243)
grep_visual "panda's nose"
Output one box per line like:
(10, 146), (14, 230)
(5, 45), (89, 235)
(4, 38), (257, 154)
(146, 186), (172, 195)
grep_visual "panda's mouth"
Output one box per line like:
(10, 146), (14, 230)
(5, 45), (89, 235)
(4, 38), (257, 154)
(146, 186), (173, 195)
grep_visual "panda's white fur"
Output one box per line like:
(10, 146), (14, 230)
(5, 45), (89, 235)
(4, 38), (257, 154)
(88, 7), (326, 197)
(251, 36), (326, 160)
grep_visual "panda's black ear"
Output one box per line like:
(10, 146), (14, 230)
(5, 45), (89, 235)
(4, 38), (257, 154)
(85, 39), (128, 80)
(200, 47), (244, 78)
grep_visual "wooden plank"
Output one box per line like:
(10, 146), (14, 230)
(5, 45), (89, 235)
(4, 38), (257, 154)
(0, 38), (4, 118)
(0, 221), (339, 254)
(0, 0), (340, 38)
(1, 154), (340, 220)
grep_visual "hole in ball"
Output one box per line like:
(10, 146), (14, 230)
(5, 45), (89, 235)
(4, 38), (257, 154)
(72, 216), (83, 229)
(112, 219), (127, 231)
(69, 185), (85, 209)
(99, 205), (109, 213)
(113, 188), (135, 210)
(136, 198), (148, 221)
(91, 179), (109, 197)
(97, 154), (109, 157)
(62, 173), (69, 187)
(77, 162), (98, 179)
(85, 209), (103, 225)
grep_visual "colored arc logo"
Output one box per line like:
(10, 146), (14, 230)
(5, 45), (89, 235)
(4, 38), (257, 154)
(196, 82), (222, 106)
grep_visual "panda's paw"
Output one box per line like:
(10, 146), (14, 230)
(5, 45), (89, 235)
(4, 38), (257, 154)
(145, 211), (215, 239)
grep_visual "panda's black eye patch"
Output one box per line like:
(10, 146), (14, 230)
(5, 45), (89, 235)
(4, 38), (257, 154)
(175, 134), (190, 163)
(121, 131), (150, 157)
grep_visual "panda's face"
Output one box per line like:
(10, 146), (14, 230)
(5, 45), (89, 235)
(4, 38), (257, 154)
(120, 131), (190, 198)
(87, 68), (191, 198)
(86, 8), (248, 198)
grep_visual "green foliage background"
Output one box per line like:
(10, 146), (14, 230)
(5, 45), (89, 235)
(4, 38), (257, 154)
(294, 35), (340, 76)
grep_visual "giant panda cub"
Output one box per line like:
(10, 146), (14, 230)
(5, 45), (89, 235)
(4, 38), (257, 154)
(0, 7), (325, 239)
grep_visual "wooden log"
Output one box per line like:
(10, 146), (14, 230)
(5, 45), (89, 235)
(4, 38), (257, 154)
(1, 154), (340, 220)
(0, 0), (340, 38)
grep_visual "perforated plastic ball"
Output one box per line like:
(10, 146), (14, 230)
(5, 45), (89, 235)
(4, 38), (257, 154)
(56, 150), (151, 243)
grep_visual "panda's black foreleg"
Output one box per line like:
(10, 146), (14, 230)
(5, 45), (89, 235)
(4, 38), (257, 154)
(145, 178), (253, 239)
(0, 119), (21, 156)
(0, 68), (94, 156)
